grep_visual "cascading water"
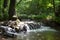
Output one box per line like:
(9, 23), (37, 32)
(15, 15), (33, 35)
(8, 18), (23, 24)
(0, 21), (57, 35)
(16, 21), (57, 40)
(0, 21), (59, 40)
(20, 21), (57, 33)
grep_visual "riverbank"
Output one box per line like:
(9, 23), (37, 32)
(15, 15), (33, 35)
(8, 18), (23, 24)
(42, 20), (60, 31)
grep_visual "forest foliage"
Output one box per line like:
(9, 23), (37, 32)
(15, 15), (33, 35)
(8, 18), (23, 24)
(0, 0), (60, 23)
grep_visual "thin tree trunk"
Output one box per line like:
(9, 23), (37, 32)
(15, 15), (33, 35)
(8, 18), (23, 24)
(53, 0), (60, 24)
(2, 0), (8, 17)
(8, 0), (16, 20)
(52, 0), (55, 14)
(53, 0), (60, 17)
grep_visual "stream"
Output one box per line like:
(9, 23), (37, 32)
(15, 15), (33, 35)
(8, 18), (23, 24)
(0, 21), (60, 40)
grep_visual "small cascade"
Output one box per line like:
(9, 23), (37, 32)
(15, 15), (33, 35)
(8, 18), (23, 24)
(24, 24), (30, 32)
(0, 21), (57, 37)
(18, 21), (57, 33)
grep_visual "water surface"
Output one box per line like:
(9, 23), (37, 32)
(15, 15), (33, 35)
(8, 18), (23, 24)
(0, 25), (60, 40)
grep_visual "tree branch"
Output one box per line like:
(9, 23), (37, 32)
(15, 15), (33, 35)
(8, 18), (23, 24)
(16, 0), (22, 6)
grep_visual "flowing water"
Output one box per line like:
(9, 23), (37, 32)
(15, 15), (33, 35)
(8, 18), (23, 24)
(0, 21), (60, 40)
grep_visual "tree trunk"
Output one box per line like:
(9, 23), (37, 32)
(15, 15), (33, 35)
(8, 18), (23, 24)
(8, 0), (16, 20)
(52, 0), (55, 13)
(53, 0), (60, 17)
(53, 0), (60, 24)
(2, 0), (8, 17)
(55, 5), (60, 17)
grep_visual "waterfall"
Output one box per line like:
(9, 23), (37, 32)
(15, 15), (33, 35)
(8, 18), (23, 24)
(24, 24), (30, 32)
(19, 22), (57, 33)
(0, 21), (57, 36)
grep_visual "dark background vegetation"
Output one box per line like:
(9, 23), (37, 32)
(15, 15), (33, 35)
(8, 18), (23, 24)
(0, 0), (60, 27)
